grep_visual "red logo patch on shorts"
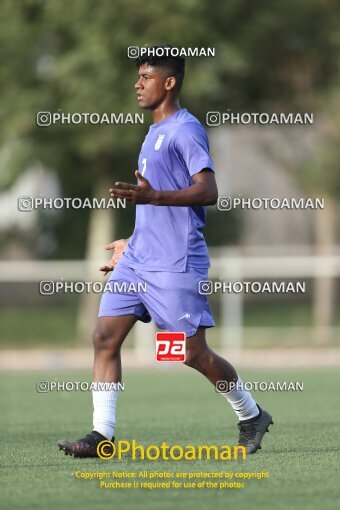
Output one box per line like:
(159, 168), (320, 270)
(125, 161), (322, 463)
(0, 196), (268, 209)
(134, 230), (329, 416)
(155, 332), (186, 362)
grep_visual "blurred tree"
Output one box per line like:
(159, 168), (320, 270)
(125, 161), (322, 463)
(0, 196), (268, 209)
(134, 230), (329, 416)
(1, 0), (340, 254)
(0, 0), (339, 340)
(299, 92), (340, 343)
(207, 0), (340, 344)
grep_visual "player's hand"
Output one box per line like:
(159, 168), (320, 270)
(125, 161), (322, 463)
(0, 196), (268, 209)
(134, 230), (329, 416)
(109, 170), (158, 205)
(99, 239), (129, 275)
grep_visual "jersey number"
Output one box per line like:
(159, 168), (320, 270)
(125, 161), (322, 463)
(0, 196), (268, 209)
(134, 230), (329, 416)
(141, 158), (147, 176)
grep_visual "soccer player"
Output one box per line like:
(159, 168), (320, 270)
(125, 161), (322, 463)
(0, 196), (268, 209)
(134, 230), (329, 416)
(58, 45), (273, 458)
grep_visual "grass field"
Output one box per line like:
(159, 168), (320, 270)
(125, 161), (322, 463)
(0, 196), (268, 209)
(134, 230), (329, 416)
(1, 367), (340, 510)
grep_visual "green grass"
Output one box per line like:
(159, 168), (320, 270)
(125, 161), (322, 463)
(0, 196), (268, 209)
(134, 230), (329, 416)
(1, 368), (339, 510)
(0, 306), (79, 347)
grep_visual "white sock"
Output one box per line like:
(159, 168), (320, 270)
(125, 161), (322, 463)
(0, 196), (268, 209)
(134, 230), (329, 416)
(221, 376), (259, 421)
(92, 387), (120, 439)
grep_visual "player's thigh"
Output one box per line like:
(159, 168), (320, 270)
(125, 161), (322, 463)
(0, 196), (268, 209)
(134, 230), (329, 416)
(98, 262), (151, 325)
(93, 315), (137, 351)
(136, 267), (214, 336)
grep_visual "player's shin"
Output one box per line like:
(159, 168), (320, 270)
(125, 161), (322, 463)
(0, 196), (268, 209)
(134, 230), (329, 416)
(220, 376), (259, 421)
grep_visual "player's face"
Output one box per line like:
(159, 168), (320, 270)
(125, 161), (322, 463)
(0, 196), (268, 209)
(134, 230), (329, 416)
(135, 63), (170, 110)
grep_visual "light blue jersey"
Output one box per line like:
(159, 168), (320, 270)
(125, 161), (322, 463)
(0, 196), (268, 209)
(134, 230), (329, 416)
(121, 108), (214, 272)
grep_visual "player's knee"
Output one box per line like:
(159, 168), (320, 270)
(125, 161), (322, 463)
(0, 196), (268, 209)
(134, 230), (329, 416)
(183, 345), (201, 368)
(93, 325), (120, 356)
(183, 344), (212, 369)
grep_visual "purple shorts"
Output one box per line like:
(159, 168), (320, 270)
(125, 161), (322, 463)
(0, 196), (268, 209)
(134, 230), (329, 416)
(98, 262), (215, 337)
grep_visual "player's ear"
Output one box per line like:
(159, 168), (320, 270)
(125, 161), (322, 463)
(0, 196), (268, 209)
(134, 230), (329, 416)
(165, 76), (176, 92)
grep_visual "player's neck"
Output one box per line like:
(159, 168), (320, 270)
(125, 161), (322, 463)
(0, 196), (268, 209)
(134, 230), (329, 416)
(152, 101), (181, 125)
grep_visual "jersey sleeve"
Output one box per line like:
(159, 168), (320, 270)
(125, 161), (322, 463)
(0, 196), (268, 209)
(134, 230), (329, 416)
(173, 122), (215, 177)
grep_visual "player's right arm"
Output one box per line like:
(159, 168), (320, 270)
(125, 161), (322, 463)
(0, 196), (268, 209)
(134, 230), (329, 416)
(99, 237), (132, 275)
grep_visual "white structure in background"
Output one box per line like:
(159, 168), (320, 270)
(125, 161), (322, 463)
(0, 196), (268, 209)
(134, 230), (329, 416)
(210, 125), (319, 246)
(1, 250), (340, 350)
(0, 164), (60, 231)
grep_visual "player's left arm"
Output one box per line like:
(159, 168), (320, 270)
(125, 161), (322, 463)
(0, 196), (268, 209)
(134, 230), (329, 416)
(148, 168), (218, 206)
(109, 168), (217, 206)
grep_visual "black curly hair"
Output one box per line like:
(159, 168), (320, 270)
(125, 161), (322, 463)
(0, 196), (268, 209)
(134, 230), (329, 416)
(134, 44), (185, 93)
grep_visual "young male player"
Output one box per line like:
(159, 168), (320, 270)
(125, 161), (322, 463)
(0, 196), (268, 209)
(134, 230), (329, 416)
(58, 45), (273, 458)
